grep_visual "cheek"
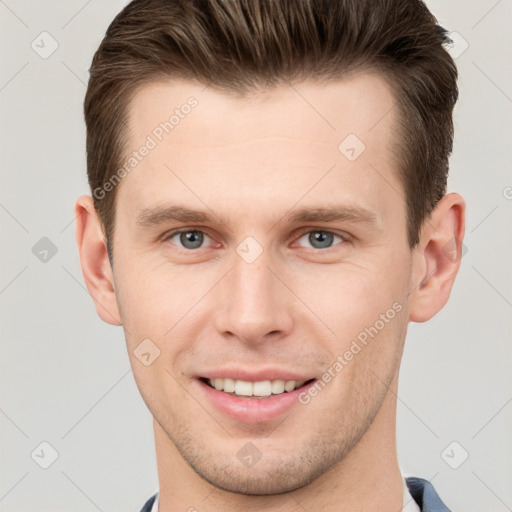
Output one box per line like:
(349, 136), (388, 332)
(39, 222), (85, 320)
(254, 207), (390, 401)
(289, 252), (411, 383)
(295, 257), (408, 330)
(115, 261), (218, 345)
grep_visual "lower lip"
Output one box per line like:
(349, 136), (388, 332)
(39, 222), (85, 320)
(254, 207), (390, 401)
(196, 379), (316, 424)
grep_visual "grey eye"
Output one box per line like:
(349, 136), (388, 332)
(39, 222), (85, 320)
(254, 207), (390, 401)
(174, 230), (206, 249)
(298, 231), (342, 249)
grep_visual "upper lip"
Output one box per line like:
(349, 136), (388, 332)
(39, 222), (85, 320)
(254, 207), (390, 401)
(197, 367), (315, 382)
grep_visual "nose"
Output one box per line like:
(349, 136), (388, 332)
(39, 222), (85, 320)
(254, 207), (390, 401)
(213, 247), (294, 346)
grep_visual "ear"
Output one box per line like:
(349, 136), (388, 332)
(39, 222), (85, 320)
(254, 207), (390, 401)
(74, 195), (122, 326)
(409, 192), (466, 323)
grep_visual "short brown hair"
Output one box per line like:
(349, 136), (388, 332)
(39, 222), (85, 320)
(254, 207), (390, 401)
(84, 0), (458, 260)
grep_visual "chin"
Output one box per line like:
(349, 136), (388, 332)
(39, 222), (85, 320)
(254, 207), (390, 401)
(196, 465), (314, 496)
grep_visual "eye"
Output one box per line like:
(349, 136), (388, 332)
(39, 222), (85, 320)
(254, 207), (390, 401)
(165, 229), (213, 250)
(296, 230), (345, 250)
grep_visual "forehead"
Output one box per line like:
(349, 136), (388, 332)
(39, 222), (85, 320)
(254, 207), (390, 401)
(117, 73), (402, 225)
(126, 72), (397, 150)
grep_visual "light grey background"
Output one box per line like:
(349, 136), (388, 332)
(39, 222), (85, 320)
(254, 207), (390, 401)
(1, 1), (511, 511)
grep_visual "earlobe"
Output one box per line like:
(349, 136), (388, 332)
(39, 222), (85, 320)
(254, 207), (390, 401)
(75, 195), (122, 326)
(409, 193), (466, 323)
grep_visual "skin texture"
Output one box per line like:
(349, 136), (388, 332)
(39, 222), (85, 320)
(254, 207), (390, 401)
(75, 73), (465, 512)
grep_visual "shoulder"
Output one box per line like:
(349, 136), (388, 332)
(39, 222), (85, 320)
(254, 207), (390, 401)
(139, 492), (158, 512)
(406, 477), (452, 512)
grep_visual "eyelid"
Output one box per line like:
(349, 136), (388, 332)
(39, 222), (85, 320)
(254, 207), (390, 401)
(292, 227), (350, 249)
(161, 227), (217, 248)
(293, 226), (352, 241)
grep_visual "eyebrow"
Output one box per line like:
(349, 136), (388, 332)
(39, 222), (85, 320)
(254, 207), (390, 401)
(134, 203), (377, 228)
(135, 205), (212, 226)
(286, 205), (377, 224)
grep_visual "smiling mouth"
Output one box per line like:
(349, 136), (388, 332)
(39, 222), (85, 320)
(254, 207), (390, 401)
(200, 377), (316, 398)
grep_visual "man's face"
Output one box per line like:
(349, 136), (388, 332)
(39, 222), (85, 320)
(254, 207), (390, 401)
(111, 73), (414, 494)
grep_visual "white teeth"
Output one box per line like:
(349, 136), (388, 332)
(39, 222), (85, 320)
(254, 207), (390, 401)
(284, 380), (296, 392)
(206, 378), (308, 397)
(223, 378), (236, 393)
(253, 380), (272, 397)
(271, 380), (285, 394)
(235, 380), (253, 396)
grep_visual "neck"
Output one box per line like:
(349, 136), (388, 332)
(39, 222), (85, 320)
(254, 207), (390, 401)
(154, 375), (403, 512)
